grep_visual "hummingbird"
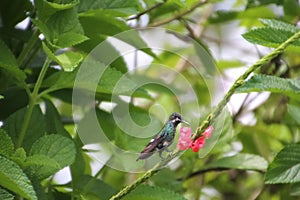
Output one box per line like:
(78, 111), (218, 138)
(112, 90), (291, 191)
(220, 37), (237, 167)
(136, 112), (190, 161)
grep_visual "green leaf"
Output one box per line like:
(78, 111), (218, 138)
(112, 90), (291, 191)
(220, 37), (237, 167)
(44, 99), (70, 137)
(29, 135), (76, 170)
(290, 182), (300, 196)
(34, 0), (79, 22)
(70, 138), (85, 184)
(74, 175), (117, 200)
(0, 95), (3, 99)
(24, 155), (61, 180)
(288, 104), (300, 125)
(265, 144), (300, 184)
(3, 106), (47, 152)
(260, 19), (299, 32)
(43, 61), (137, 95)
(46, 8), (86, 48)
(151, 169), (183, 192)
(247, 0), (282, 8)
(208, 7), (275, 25)
(55, 32), (89, 49)
(0, 155), (37, 200)
(0, 39), (26, 84)
(123, 185), (186, 200)
(201, 153), (268, 171)
(236, 74), (300, 98)
(0, 129), (14, 157)
(283, 0), (300, 17)
(79, 9), (129, 37)
(242, 19), (300, 47)
(10, 148), (26, 167)
(76, 0), (141, 16)
(0, 188), (14, 200)
(216, 60), (244, 70)
(55, 51), (84, 71)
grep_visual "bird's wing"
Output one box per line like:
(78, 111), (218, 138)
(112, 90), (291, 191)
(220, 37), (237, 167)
(136, 131), (167, 160)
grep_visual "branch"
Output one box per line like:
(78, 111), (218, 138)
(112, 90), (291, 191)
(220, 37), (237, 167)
(126, 1), (166, 21)
(149, 0), (208, 27)
(179, 167), (265, 181)
(109, 30), (300, 200)
(17, 57), (51, 148)
(193, 30), (300, 140)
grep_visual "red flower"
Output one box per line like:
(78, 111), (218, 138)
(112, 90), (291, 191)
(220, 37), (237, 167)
(177, 125), (214, 152)
(190, 136), (205, 152)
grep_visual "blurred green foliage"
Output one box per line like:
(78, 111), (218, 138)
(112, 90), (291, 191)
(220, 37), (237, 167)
(0, 0), (300, 199)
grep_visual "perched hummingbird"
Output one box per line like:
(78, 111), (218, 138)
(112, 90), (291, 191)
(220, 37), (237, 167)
(136, 112), (190, 161)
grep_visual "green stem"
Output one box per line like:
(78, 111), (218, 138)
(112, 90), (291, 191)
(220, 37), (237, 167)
(193, 30), (300, 139)
(109, 30), (300, 199)
(17, 30), (39, 68)
(16, 57), (51, 148)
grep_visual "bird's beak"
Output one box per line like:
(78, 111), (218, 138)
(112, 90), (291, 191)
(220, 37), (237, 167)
(182, 119), (191, 126)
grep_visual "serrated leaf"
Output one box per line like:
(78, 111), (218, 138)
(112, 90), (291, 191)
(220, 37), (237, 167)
(3, 106), (46, 152)
(288, 104), (300, 125)
(0, 39), (26, 84)
(24, 155), (61, 180)
(46, 8), (85, 48)
(260, 19), (299, 32)
(242, 19), (300, 47)
(243, 27), (300, 47)
(201, 153), (268, 171)
(265, 144), (300, 184)
(10, 148), (26, 167)
(236, 74), (300, 98)
(123, 185), (186, 200)
(55, 51), (84, 71)
(0, 155), (37, 200)
(0, 129), (14, 157)
(34, 0), (79, 22)
(30, 135), (75, 170)
(0, 188), (14, 200)
(56, 32), (89, 48)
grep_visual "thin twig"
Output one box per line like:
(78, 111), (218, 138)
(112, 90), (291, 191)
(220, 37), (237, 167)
(109, 30), (300, 200)
(126, 1), (166, 21)
(149, 0), (208, 27)
(180, 167), (265, 181)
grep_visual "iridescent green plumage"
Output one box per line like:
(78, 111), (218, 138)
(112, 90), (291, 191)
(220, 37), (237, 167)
(136, 112), (189, 160)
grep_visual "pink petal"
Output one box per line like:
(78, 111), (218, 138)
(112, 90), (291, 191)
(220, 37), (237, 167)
(177, 127), (193, 150)
(203, 125), (214, 139)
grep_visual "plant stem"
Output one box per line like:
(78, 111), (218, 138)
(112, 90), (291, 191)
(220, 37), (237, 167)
(109, 30), (300, 199)
(17, 30), (39, 68)
(149, 0), (208, 27)
(193, 30), (300, 139)
(127, 1), (166, 21)
(16, 57), (51, 148)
